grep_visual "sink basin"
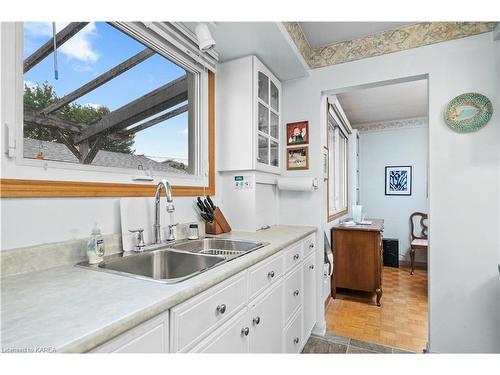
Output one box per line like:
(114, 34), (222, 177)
(77, 238), (267, 284)
(170, 238), (266, 259)
(90, 249), (225, 284)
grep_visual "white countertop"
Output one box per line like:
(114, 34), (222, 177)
(1, 225), (316, 353)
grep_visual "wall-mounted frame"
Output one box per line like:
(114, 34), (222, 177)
(385, 165), (412, 196)
(286, 121), (309, 145)
(286, 146), (309, 170)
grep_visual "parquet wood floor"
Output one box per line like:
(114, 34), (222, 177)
(326, 266), (428, 353)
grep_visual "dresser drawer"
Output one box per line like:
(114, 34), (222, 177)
(248, 252), (284, 300)
(283, 241), (303, 273)
(284, 265), (302, 323)
(170, 271), (248, 352)
(303, 233), (316, 257)
(284, 309), (303, 353)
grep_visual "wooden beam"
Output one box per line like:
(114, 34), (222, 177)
(24, 110), (82, 133)
(24, 110), (129, 141)
(41, 48), (155, 115)
(82, 138), (103, 164)
(24, 23), (89, 73)
(122, 104), (188, 136)
(55, 129), (82, 160)
(74, 75), (188, 144)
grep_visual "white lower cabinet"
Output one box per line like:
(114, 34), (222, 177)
(91, 310), (169, 353)
(90, 233), (317, 353)
(190, 309), (250, 353)
(248, 281), (284, 353)
(284, 309), (303, 354)
(302, 252), (317, 342)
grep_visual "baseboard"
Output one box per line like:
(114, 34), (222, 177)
(399, 260), (428, 270)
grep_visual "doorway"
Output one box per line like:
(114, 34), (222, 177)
(324, 77), (429, 353)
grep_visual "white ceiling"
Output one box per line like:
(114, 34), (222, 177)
(182, 22), (308, 81)
(336, 79), (428, 126)
(299, 22), (414, 48)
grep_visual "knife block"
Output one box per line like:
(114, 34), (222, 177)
(206, 207), (232, 235)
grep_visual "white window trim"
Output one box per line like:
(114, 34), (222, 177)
(0, 22), (210, 187)
(327, 102), (349, 219)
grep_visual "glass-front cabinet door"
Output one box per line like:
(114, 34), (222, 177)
(256, 66), (280, 171)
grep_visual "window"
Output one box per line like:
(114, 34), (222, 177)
(257, 70), (280, 168)
(327, 103), (348, 220)
(1, 22), (216, 197)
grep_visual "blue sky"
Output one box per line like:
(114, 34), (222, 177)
(23, 22), (189, 162)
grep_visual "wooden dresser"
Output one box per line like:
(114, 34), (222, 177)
(331, 219), (384, 306)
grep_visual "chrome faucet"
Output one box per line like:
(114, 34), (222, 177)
(153, 179), (176, 244)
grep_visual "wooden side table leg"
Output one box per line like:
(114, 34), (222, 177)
(410, 247), (415, 275)
(376, 288), (382, 307)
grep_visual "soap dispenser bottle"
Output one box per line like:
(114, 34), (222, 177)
(87, 223), (105, 264)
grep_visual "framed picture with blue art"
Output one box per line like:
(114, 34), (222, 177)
(385, 166), (412, 196)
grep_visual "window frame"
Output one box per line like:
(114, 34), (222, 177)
(0, 22), (215, 197)
(327, 103), (349, 221)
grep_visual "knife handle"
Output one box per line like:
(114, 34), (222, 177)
(206, 195), (216, 210)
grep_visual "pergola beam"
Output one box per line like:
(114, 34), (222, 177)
(23, 110), (129, 141)
(122, 104), (188, 136)
(23, 22), (89, 73)
(41, 48), (156, 115)
(74, 75), (188, 144)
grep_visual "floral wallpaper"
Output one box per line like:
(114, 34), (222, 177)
(355, 117), (427, 133)
(283, 22), (497, 69)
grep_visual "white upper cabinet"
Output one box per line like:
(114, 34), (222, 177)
(217, 56), (281, 174)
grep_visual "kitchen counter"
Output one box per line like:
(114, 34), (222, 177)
(0, 225), (316, 353)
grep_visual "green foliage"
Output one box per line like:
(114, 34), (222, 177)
(23, 82), (134, 154)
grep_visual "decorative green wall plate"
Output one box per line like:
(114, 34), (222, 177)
(444, 92), (493, 133)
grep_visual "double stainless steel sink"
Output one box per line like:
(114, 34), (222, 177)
(78, 238), (267, 284)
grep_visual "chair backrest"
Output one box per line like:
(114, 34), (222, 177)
(410, 212), (428, 240)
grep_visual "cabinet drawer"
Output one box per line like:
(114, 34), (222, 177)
(303, 234), (316, 257)
(248, 252), (284, 300)
(284, 309), (303, 353)
(170, 271), (248, 352)
(284, 265), (302, 323)
(190, 308), (250, 353)
(283, 241), (303, 273)
(91, 310), (169, 353)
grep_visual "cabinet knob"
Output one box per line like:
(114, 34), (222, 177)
(309, 243), (314, 249)
(293, 254), (300, 260)
(241, 327), (250, 336)
(253, 316), (261, 325)
(267, 270), (275, 278)
(294, 337), (300, 344)
(293, 289), (300, 296)
(309, 264), (315, 270)
(216, 304), (227, 314)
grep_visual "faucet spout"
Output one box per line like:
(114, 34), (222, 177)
(153, 179), (176, 244)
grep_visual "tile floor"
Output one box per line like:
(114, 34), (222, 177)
(302, 333), (414, 354)
(325, 266), (428, 353)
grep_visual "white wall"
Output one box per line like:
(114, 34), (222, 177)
(359, 125), (428, 262)
(280, 32), (499, 353)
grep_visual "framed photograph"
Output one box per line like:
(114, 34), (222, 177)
(287, 121), (309, 145)
(385, 166), (412, 196)
(323, 147), (328, 180)
(287, 146), (309, 170)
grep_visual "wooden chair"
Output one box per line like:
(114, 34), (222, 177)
(409, 212), (428, 275)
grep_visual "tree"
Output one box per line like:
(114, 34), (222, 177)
(24, 82), (135, 154)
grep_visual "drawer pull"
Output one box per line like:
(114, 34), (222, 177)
(309, 264), (315, 270)
(293, 254), (300, 260)
(293, 289), (300, 296)
(241, 327), (250, 336)
(267, 270), (275, 278)
(309, 243), (314, 249)
(294, 337), (300, 344)
(253, 316), (261, 325)
(216, 304), (227, 314)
